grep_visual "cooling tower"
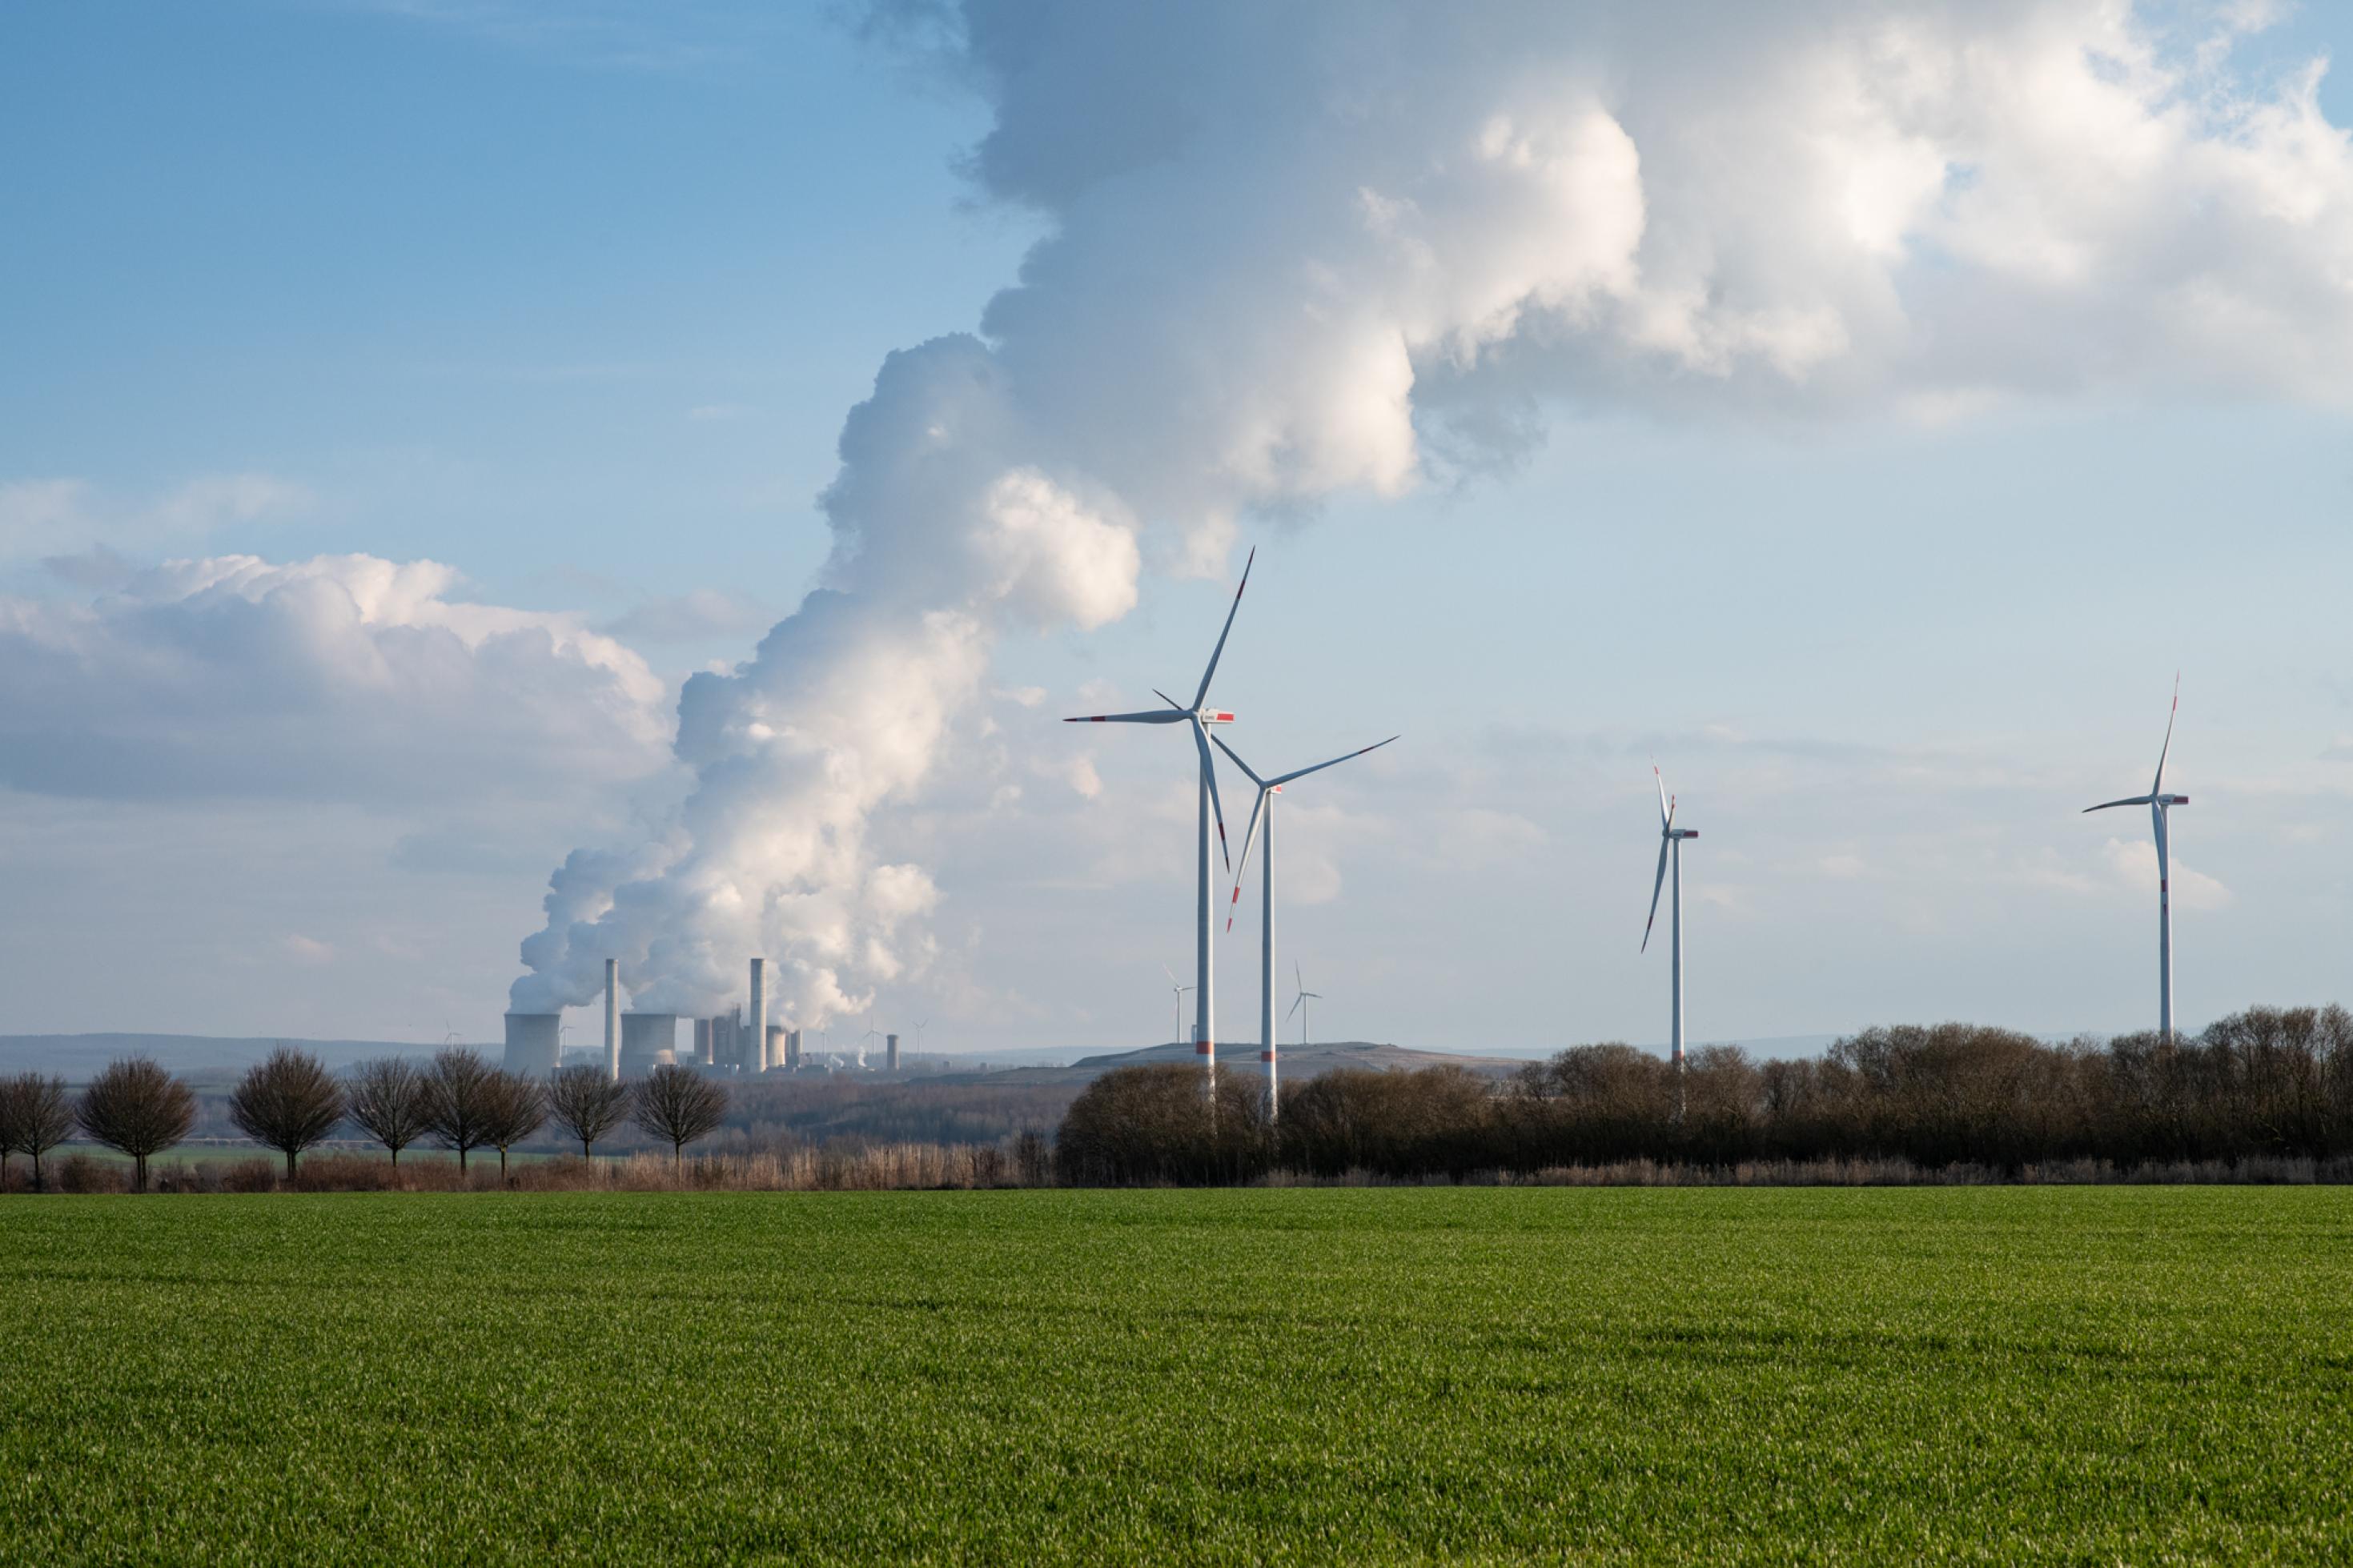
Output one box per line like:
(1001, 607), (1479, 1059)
(502, 1013), (561, 1077)
(618, 1013), (678, 1079)
(886, 1033), (900, 1072)
(767, 1025), (786, 1071)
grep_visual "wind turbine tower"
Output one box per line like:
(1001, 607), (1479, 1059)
(1642, 763), (1699, 1114)
(1289, 964), (1323, 1048)
(1161, 965), (1194, 1049)
(1066, 550), (1253, 1096)
(2084, 676), (2190, 1040)
(1215, 732), (1395, 1119)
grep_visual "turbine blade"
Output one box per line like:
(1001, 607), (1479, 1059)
(1225, 788), (1269, 933)
(1162, 964), (1179, 988)
(1064, 709), (1186, 724)
(1211, 732), (1268, 788)
(1192, 717), (1231, 872)
(2082, 795), (2156, 813)
(1641, 837), (1669, 952)
(1191, 547), (1255, 710)
(1270, 734), (1400, 787)
(1295, 959), (1304, 995)
(1287, 993), (1305, 1021)
(1654, 762), (1670, 831)
(2152, 672), (2178, 796)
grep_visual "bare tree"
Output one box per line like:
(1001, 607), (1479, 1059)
(422, 1049), (500, 1174)
(347, 1057), (433, 1165)
(0, 1076), (20, 1185)
(630, 1066), (728, 1167)
(227, 1047), (347, 1181)
(546, 1066), (630, 1160)
(16, 1077), (73, 1192)
(479, 1070), (548, 1181)
(75, 1058), (198, 1192)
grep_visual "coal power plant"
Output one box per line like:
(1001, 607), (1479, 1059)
(499, 956), (914, 1082)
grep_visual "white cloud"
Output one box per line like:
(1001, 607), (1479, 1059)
(6, 473), (311, 563)
(2099, 836), (2235, 912)
(0, 552), (669, 804)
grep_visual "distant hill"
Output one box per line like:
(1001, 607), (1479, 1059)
(0, 1033), (455, 1083)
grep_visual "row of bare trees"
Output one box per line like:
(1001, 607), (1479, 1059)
(1057, 1005), (2353, 1184)
(0, 1049), (731, 1192)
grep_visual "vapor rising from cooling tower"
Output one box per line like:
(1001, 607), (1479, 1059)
(508, 2), (2353, 1032)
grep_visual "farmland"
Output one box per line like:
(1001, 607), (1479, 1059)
(4, 1189), (2350, 1562)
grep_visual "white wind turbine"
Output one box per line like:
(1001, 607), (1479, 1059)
(1641, 763), (1699, 1112)
(1215, 732), (1396, 1118)
(1160, 964), (1195, 1049)
(1066, 549), (1253, 1096)
(2083, 676), (2190, 1041)
(1288, 962), (1323, 1049)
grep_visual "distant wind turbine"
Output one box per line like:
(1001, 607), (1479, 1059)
(2084, 676), (2190, 1041)
(1641, 762), (1699, 1115)
(1160, 964), (1195, 1049)
(1215, 732), (1395, 1118)
(1288, 962), (1323, 1050)
(1066, 549), (1253, 1097)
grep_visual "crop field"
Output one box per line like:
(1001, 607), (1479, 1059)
(3, 1189), (2350, 1564)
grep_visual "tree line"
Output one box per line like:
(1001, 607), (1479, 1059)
(1056, 1006), (2353, 1184)
(0, 1049), (729, 1191)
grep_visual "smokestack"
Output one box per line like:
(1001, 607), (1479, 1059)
(694, 1017), (713, 1065)
(603, 959), (620, 1083)
(886, 1033), (900, 1073)
(748, 957), (767, 1074)
(502, 1012), (560, 1077)
(786, 1028), (801, 1072)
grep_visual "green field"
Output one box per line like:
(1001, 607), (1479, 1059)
(3, 1189), (2349, 1563)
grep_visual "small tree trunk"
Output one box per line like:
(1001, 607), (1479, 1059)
(499, 1146), (509, 1180)
(581, 1139), (592, 1160)
(31, 1152), (42, 1192)
(390, 1145), (400, 1168)
(135, 1153), (147, 1192)
(458, 1146), (468, 1174)
(285, 1149), (298, 1181)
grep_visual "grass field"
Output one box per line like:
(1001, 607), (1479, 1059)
(3, 1189), (2349, 1563)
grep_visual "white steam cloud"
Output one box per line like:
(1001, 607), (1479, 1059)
(509, 0), (2353, 1022)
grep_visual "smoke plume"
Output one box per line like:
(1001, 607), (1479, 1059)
(511, 0), (2353, 1022)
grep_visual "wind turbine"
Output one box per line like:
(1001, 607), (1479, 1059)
(1641, 763), (1699, 1115)
(1288, 962), (1323, 1049)
(1066, 548), (1253, 1096)
(861, 1009), (883, 1072)
(1215, 732), (1396, 1118)
(914, 1020), (929, 1061)
(2084, 676), (2190, 1041)
(1160, 965), (1195, 1049)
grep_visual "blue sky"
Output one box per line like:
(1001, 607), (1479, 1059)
(4, 1), (2351, 1054)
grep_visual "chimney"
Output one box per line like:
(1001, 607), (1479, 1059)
(748, 957), (768, 1074)
(693, 1017), (713, 1065)
(785, 1028), (801, 1072)
(886, 1033), (900, 1073)
(603, 958), (620, 1083)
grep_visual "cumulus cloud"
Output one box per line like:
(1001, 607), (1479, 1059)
(0, 553), (669, 802)
(598, 588), (769, 644)
(509, 0), (2353, 1025)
